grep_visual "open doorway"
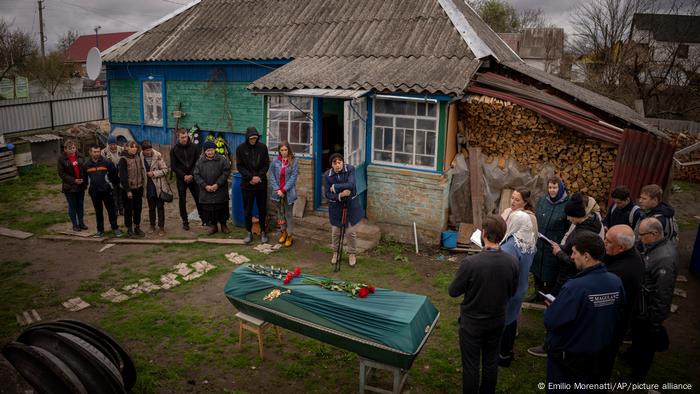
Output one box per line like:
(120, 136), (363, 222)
(319, 98), (344, 208)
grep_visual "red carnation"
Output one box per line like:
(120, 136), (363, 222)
(293, 267), (301, 277)
(358, 287), (369, 298)
(283, 277), (290, 285)
(368, 285), (376, 294)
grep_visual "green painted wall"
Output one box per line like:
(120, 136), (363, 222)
(165, 81), (264, 133)
(109, 80), (140, 124)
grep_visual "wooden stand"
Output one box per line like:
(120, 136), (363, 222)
(359, 357), (408, 394)
(236, 311), (281, 360)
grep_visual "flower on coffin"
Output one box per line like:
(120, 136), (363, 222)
(248, 264), (299, 284)
(303, 277), (376, 298)
(283, 272), (293, 285)
(293, 266), (301, 277)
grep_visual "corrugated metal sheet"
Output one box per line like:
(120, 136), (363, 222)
(250, 56), (481, 95)
(105, 0), (474, 63)
(503, 61), (663, 137)
(0, 92), (107, 135)
(610, 128), (675, 201)
(20, 134), (63, 143)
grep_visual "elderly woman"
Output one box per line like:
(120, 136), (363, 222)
(57, 140), (87, 232)
(269, 141), (298, 247)
(498, 209), (537, 367)
(194, 140), (231, 235)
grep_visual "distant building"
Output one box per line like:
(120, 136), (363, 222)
(66, 32), (136, 79)
(631, 13), (700, 86)
(499, 28), (565, 74)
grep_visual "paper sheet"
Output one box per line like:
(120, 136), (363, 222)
(470, 229), (483, 248)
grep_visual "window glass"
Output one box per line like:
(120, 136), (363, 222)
(267, 96), (313, 155)
(142, 80), (163, 127)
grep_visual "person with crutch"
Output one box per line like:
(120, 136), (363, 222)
(324, 153), (364, 268)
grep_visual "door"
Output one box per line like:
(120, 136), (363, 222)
(344, 98), (367, 197)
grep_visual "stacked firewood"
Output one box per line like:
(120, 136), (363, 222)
(667, 130), (700, 183)
(458, 96), (618, 204)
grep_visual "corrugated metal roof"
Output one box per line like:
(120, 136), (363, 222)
(249, 56), (481, 95)
(502, 61), (664, 138)
(610, 128), (675, 202)
(105, 0), (475, 62)
(21, 134), (63, 143)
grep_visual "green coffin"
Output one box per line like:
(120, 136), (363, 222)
(224, 265), (440, 369)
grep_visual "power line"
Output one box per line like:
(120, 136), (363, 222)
(50, 0), (153, 29)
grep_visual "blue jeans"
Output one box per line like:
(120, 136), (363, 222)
(64, 191), (85, 226)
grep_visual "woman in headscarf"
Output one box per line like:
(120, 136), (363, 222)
(498, 209), (538, 366)
(530, 176), (569, 299)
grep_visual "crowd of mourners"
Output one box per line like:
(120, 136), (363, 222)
(449, 178), (680, 393)
(57, 127), (363, 266)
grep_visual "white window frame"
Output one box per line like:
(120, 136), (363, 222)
(266, 95), (314, 156)
(142, 80), (163, 127)
(344, 98), (366, 166)
(372, 98), (439, 170)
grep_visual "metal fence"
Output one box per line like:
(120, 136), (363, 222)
(0, 91), (108, 135)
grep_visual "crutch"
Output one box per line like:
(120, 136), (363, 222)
(334, 198), (348, 273)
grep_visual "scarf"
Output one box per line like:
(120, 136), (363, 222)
(548, 180), (567, 204)
(501, 210), (537, 254)
(68, 153), (81, 179)
(278, 156), (288, 193)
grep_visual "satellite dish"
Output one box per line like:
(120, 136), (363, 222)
(86, 47), (102, 81)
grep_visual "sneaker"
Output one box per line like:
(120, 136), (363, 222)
(134, 226), (145, 237)
(72, 225), (81, 232)
(92, 231), (104, 238)
(220, 223), (230, 234)
(79, 223), (88, 230)
(182, 222), (190, 231)
(244, 232), (253, 244)
(349, 254), (357, 267)
(260, 232), (268, 243)
(113, 229), (123, 237)
(126, 227), (134, 238)
(527, 345), (547, 358)
(331, 253), (338, 265)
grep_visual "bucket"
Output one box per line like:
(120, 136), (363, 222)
(231, 173), (259, 227)
(441, 230), (458, 249)
(13, 141), (33, 174)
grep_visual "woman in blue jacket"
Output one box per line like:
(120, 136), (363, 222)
(269, 141), (298, 247)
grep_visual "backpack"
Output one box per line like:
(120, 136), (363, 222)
(653, 213), (679, 245)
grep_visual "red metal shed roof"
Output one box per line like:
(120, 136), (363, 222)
(66, 32), (136, 62)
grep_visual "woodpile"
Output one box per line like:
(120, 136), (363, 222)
(458, 96), (618, 205)
(668, 131), (700, 183)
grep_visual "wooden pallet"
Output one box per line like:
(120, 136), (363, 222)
(0, 151), (18, 181)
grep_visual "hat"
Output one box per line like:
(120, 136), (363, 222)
(245, 127), (260, 139)
(565, 192), (586, 218)
(107, 134), (117, 144)
(203, 140), (217, 151)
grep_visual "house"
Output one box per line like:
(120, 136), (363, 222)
(102, 0), (673, 244)
(66, 32), (136, 79)
(498, 28), (565, 74)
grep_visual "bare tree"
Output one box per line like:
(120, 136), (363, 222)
(0, 19), (37, 80)
(58, 30), (80, 54)
(26, 51), (71, 95)
(520, 8), (546, 29)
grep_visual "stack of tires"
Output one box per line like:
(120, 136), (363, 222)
(2, 319), (136, 393)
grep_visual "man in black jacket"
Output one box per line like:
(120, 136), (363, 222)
(449, 215), (519, 394)
(83, 145), (122, 237)
(235, 127), (270, 244)
(600, 224), (644, 381)
(603, 186), (642, 230)
(625, 217), (678, 382)
(171, 128), (202, 230)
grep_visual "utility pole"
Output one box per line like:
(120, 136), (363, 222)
(37, 0), (46, 60)
(94, 25), (101, 48)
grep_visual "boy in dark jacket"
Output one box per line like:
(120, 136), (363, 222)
(544, 232), (624, 392)
(603, 185), (643, 230)
(83, 145), (122, 237)
(194, 140), (231, 235)
(57, 140), (87, 232)
(449, 215), (519, 394)
(235, 127), (270, 243)
(170, 128), (203, 230)
(637, 184), (677, 244)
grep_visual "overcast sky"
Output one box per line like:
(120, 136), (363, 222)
(0, 0), (578, 51)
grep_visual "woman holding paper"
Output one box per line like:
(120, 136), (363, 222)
(498, 210), (537, 366)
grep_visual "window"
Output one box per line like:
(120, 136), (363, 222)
(142, 80), (163, 127)
(344, 98), (366, 166)
(373, 99), (438, 169)
(267, 96), (313, 155)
